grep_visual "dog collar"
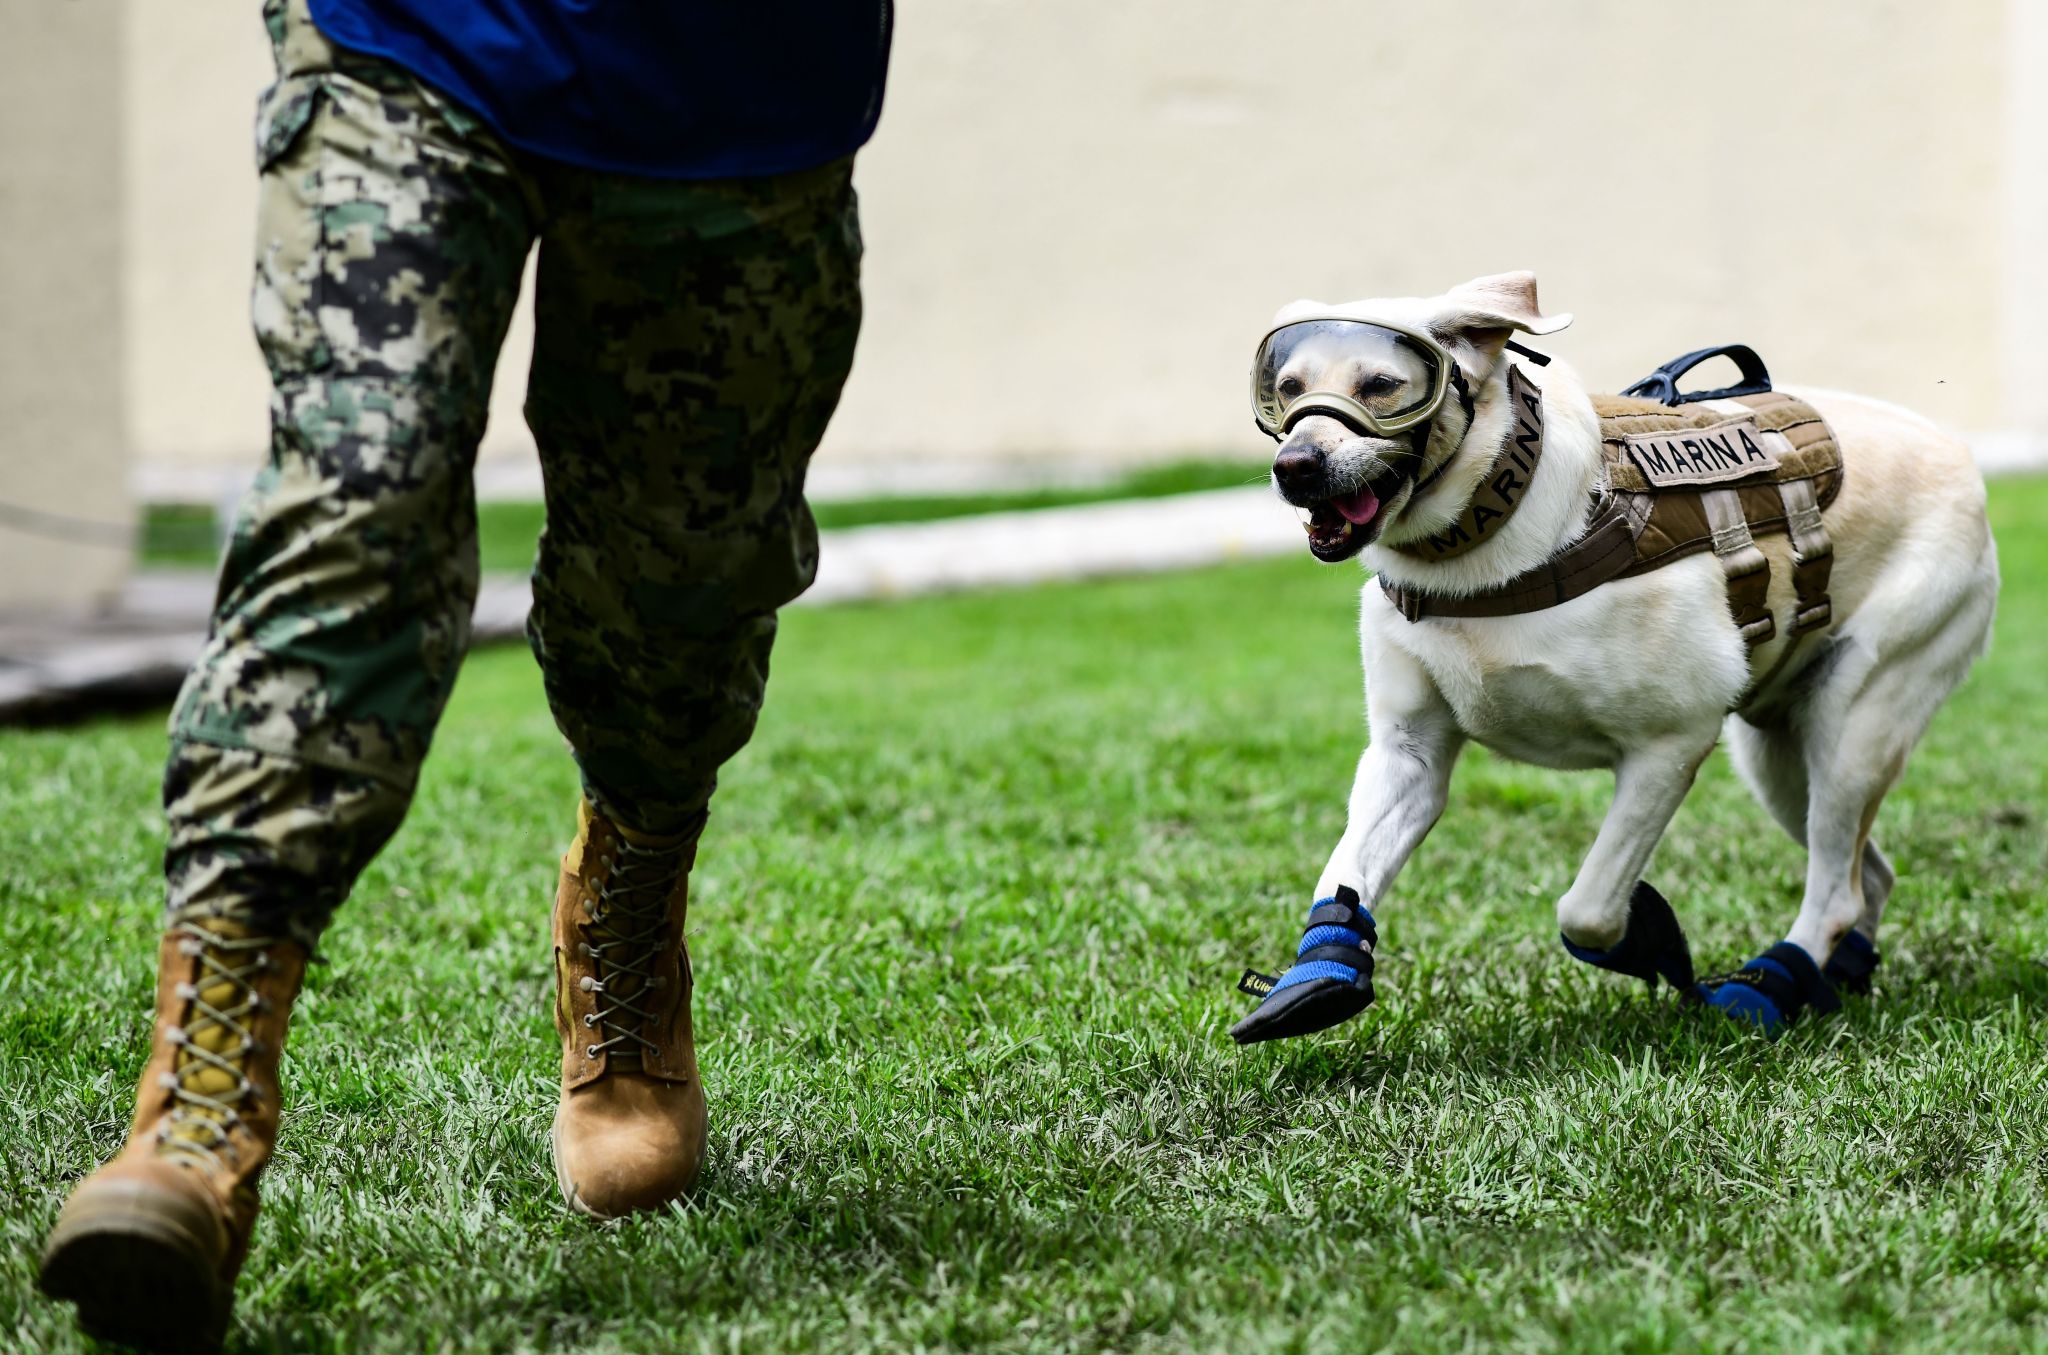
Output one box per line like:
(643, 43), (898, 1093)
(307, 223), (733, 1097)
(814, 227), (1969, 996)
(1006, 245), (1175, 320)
(1388, 363), (1547, 563)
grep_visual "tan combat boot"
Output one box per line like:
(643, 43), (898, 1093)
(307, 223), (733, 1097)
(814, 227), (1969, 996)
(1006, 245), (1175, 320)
(39, 919), (307, 1354)
(550, 801), (708, 1218)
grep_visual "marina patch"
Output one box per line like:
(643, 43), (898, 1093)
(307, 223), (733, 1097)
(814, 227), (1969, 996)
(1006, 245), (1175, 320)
(1620, 417), (1778, 488)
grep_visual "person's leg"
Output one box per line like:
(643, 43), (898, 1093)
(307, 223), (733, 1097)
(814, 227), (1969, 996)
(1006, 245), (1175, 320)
(523, 158), (863, 1216)
(528, 160), (864, 834)
(39, 1), (537, 1344)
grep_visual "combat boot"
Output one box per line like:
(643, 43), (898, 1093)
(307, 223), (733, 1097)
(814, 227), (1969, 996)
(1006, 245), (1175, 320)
(550, 801), (708, 1218)
(39, 919), (307, 1354)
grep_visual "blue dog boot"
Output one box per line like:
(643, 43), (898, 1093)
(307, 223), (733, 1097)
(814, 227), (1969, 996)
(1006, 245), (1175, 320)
(1824, 930), (1880, 995)
(1230, 886), (1376, 1045)
(1561, 881), (1696, 994)
(1697, 941), (1841, 1033)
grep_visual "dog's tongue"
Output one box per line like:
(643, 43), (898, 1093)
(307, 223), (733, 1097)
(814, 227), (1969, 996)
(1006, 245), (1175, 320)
(1332, 487), (1380, 525)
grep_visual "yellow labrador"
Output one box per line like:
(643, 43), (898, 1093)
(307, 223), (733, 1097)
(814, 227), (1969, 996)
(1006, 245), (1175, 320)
(1232, 272), (1998, 1043)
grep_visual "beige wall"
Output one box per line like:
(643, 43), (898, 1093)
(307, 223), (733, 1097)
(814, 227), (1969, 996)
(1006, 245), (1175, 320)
(99, 1), (2045, 485)
(2001, 0), (2048, 439)
(122, 0), (273, 473)
(841, 0), (2009, 460)
(0, 0), (131, 609)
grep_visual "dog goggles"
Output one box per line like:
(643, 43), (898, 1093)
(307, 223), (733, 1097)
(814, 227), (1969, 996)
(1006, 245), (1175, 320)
(1249, 317), (1453, 441)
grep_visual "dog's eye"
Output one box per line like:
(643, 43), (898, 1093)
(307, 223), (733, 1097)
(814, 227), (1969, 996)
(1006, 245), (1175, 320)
(1278, 376), (1305, 401)
(1356, 373), (1402, 398)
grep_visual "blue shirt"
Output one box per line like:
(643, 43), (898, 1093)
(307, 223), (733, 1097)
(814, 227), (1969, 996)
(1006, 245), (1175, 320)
(308, 0), (892, 179)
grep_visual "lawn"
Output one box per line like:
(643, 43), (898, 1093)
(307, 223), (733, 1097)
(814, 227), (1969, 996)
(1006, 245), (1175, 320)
(139, 458), (1265, 572)
(6, 479), (2046, 1353)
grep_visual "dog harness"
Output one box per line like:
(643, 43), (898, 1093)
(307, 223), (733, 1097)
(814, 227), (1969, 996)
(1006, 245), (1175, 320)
(1377, 345), (1843, 658)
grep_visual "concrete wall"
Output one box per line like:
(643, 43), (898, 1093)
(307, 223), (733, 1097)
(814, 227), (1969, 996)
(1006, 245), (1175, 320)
(72, 1), (2048, 495)
(2000, 0), (2048, 444)
(0, 0), (131, 610)
(122, 0), (273, 479)
(840, 0), (2011, 461)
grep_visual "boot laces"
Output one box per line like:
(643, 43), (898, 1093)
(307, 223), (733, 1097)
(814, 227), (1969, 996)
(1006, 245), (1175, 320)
(156, 921), (280, 1171)
(578, 835), (691, 1063)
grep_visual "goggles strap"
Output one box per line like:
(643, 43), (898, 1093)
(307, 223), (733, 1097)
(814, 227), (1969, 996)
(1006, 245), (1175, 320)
(1404, 361), (1476, 499)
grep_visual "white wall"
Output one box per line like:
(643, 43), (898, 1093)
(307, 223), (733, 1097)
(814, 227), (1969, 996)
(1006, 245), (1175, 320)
(100, 1), (2043, 490)
(0, 0), (131, 610)
(121, 1), (272, 473)
(838, 0), (2008, 462)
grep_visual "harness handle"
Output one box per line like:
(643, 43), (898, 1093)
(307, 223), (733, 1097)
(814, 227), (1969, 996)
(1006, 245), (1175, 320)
(1621, 344), (1772, 405)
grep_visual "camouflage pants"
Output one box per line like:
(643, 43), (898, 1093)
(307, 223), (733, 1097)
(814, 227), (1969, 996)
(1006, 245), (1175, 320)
(165, 0), (863, 946)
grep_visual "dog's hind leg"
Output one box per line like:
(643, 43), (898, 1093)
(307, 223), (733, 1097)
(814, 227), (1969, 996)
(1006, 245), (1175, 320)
(1728, 713), (1893, 990)
(1702, 700), (1905, 1029)
(1705, 548), (1996, 1028)
(1727, 712), (1809, 844)
(1792, 557), (1994, 958)
(1855, 841), (1895, 941)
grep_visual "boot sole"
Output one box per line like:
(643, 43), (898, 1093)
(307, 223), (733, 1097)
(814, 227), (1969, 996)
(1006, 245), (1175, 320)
(39, 1193), (230, 1354)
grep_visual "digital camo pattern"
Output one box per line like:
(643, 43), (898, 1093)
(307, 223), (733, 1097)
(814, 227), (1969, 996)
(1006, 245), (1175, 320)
(521, 157), (863, 836)
(166, 0), (863, 939)
(163, 744), (402, 949)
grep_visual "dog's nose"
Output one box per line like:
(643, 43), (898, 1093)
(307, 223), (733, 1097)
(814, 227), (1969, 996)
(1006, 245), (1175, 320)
(1272, 445), (1325, 495)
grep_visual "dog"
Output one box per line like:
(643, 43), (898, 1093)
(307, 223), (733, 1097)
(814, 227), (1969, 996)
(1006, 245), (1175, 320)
(1230, 271), (1999, 1043)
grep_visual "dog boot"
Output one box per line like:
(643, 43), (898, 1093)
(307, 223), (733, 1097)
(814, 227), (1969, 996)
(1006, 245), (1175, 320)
(550, 801), (710, 1218)
(1229, 886), (1377, 1045)
(1697, 940), (1841, 1034)
(39, 918), (308, 1354)
(1823, 930), (1880, 995)
(1560, 881), (1697, 993)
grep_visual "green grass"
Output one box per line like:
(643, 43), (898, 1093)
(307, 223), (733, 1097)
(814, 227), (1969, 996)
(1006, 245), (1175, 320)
(138, 503), (225, 568)
(140, 458), (1266, 574)
(10, 479), (2047, 1352)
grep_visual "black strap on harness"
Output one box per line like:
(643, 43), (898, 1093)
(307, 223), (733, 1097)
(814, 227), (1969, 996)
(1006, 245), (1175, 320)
(1620, 344), (1772, 405)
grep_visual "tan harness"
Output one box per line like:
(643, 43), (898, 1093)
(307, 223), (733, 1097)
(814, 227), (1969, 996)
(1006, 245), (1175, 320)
(1378, 363), (1842, 654)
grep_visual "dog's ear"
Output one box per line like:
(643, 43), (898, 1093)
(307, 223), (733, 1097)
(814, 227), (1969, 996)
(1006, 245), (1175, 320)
(1430, 271), (1573, 373)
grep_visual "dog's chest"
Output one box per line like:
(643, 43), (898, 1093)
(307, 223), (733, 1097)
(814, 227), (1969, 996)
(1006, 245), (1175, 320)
(1371, 562), (1748, 769)
(1444, 663), (1627, 768)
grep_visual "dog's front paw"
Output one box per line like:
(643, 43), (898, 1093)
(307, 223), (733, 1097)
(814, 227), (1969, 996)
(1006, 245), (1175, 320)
(1230, 886), (1376, 1045)
(1696, 941), (1841, 1034)
(1561, 881), (1697, 994)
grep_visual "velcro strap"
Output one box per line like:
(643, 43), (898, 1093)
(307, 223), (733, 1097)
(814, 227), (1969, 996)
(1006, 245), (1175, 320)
(1704, 960), (1801, 1012)
(1704, 941), (1840, 1021)
(1762, 940), (1840, 1016)
(1296, 943), (1375, 986)
(1307, 901), (1377, 947)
